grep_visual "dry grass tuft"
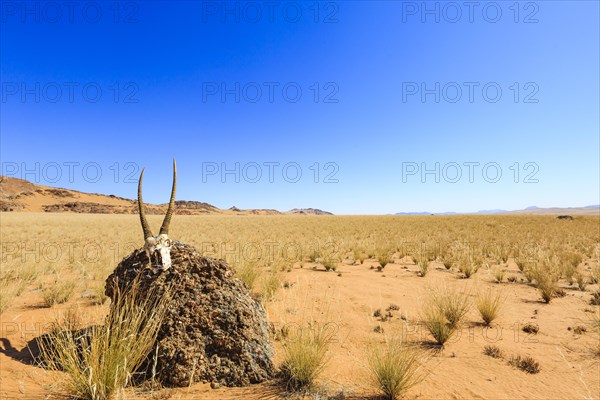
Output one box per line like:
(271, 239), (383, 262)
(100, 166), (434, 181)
(235, 260), (262, 291)
(493, 267), (505, 283)
(38, 279), (170, 400)
(259, 269), (282, 303)
(458, 259), (479, 278)
(42, 281), (76, 307)
(483, 345), (503, 358)
(432, 286), (470, 329)
(280, 323), (334, 391)
(416, 259), (429, 277)
(476, 289), (503, 325)
(0, 285), (18, 314)
(421, 286), (470, 345)
(521, 323), (539, 334)
(590, 291), (600, 306)
(366, 337), (425, 399)
(377, 254), (391, 269)
(323, 259), (338, 272)
(508, 354), (541, 374)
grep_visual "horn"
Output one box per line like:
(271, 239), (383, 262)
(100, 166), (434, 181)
(159, 159), (177, 235)
(138, 168), (153, 240)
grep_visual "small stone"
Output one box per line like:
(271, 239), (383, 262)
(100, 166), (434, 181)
(210, 382), (220, 389)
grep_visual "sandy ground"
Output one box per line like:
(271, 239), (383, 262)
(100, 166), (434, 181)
(1, 256), (599, 400)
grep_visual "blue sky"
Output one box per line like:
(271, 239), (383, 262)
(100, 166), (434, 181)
(1, 1), (598, 214)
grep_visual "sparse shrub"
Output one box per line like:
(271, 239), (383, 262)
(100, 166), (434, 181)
(507, 275), (518, 283)
(43, 281), (76, 307)
(571, 325), (587, 335)
(476, 289), (503, 325)
(443, 261), (452, 270)
(367, 337), (424, 400)
(386, 304), (400, 311)
(522, 323), (539, 334)
(554, 288), (567, 297)
(508, 355), (540, 374)
(280, 323), (334, 390)
(483, 345), (503, 358)
(38, 279), (170, 400)
(374, 309), (382, 318)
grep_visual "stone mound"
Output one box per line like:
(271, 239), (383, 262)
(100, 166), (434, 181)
(105, 241), (275, 387)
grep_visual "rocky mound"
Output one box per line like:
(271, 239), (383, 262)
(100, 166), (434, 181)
(105, 241), (275, 387)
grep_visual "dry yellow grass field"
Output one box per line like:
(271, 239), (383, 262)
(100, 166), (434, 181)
(1, 213), (599, 399)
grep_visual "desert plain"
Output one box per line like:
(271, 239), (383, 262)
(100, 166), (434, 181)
(0, 210), (599, 400)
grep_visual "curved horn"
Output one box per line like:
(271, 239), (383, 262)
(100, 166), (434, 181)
(138, 168), (153, 240)
(159, 159), (177, 235)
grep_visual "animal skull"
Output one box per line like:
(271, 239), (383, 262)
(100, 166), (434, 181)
(145, 234), (173, 272)
(137, 159), (177, 273)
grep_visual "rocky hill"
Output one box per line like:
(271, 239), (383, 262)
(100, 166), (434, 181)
(0, 176), (333, 215)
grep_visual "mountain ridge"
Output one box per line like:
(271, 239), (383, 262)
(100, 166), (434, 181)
(0, 176), (333, 216)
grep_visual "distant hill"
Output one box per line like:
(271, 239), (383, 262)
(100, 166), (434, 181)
(287, 208), (334, 215)
(0, 176), (332, 215)
(395, 205), (599, 216)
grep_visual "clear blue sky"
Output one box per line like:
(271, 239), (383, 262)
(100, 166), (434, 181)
(1, 1), (598, 214)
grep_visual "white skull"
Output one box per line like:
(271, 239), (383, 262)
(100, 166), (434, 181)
(145, 234), (172, 273)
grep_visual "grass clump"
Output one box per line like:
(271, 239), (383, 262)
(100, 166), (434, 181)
(508, 354), (541, 374)
(42, 281), (76, 307)
(0, 284), (18, 314)
(537, 279), (558, 303)
(590, 291), (600, 306)
(280, 323), (334, 391)
(89, 285), (109, 306)
(416, 259), (429, 277)
(483, 345), (503, 358)
(521, 323), (539, 334)
(458, 259), (479, 278)
(367, 337), (424, 399)
(574, 271), (587, 291)
(235, 260), (262, 291)
(421, 286), (470, 346)
(38, 279), (170, 400)
(258, 269), (282, 302)
(493, 267), (505, 283)
(323, 259), (338, 272)
(476, 289), (503, 326)
(431, 286), (470, 329)
(377, 254), (391, 269)
(421, 304), (456, 345)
